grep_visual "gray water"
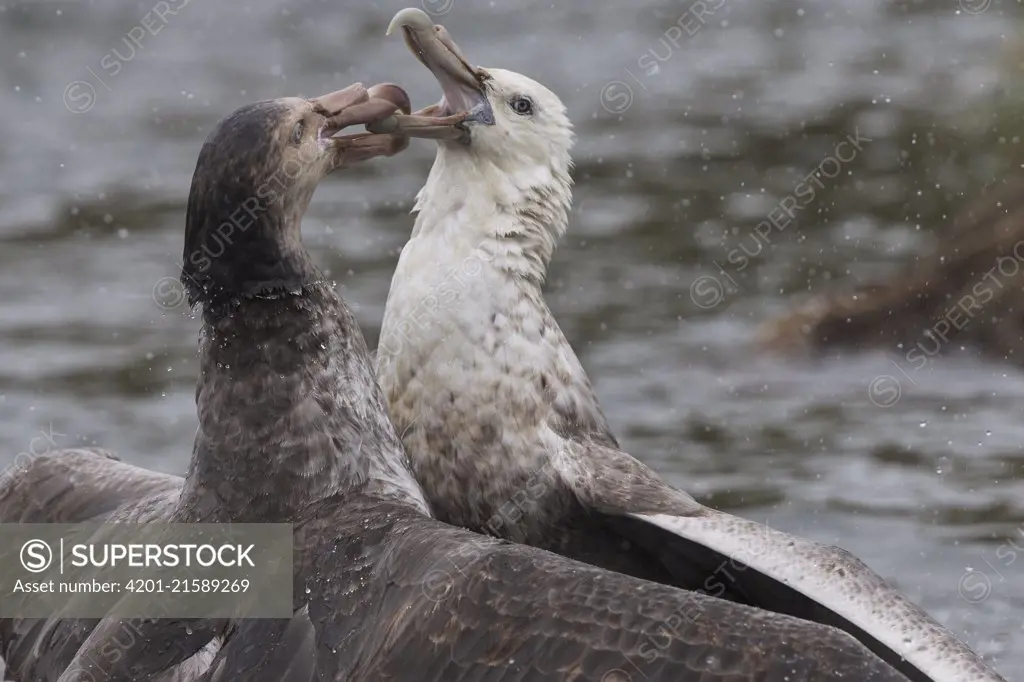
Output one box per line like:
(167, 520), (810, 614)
(0, 0), (1021, 676)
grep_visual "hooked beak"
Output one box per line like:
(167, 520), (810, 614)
(366, 7), (494, 143)
(309, 82), (412, 165)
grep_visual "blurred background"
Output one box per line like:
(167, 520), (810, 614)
(0, 0), (1021, 673)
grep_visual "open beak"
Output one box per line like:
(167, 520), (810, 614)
(365, 7), (494, 143)
(309, 83), (412, 165)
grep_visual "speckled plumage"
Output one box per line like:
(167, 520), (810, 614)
(376, 63), (1006, 682)
(0, 88), (412, 682)
(377, 68), (598, 543)
(205, 494), (908, 682)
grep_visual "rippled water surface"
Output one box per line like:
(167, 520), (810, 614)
(1, 0), (1022, 675)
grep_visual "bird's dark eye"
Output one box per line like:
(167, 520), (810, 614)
(509, 96), (534, 116)
(291, 121), (305, 145)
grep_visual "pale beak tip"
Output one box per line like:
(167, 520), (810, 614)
(387, 7), (434, 36)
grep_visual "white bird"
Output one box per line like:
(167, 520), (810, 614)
(375, 8), (1007, 682)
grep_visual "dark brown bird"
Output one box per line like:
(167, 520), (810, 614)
(0, 82), (414, 682)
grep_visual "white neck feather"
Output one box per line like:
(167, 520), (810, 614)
(410, 143), (572, 285)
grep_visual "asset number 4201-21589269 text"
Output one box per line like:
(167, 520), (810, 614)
(125, 578), (250, 593)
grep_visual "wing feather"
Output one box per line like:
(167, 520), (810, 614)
(554, 440), (1006, 682)
(266, 499), (910, 681)
(0, 448), (180, 523)
(0, 449), (205, 682)
(356, 517), (910, 681)
(196, 614), (317, 682)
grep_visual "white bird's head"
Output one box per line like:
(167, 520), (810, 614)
(382, 9), (574, 281)
(437, 66), (574, 180)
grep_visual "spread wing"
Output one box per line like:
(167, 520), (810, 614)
(553, 440), (1006, 682)
(0, 449), (211, 682)
(375, 528), (909, 681)
(215, 498), (906, 682)
(0, 448), (180, 524)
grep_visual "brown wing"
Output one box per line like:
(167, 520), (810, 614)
(555, 440), (1006, 682)
(0, 449), (195, 682)
(198, 613), (318, 682)
(0, 448), (180, 523)
(53, 617), (222, 682)
(212, 496), (907, 682)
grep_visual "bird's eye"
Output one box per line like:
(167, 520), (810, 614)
(291, 121), (305, 145)
(509, 96), (534, 116)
